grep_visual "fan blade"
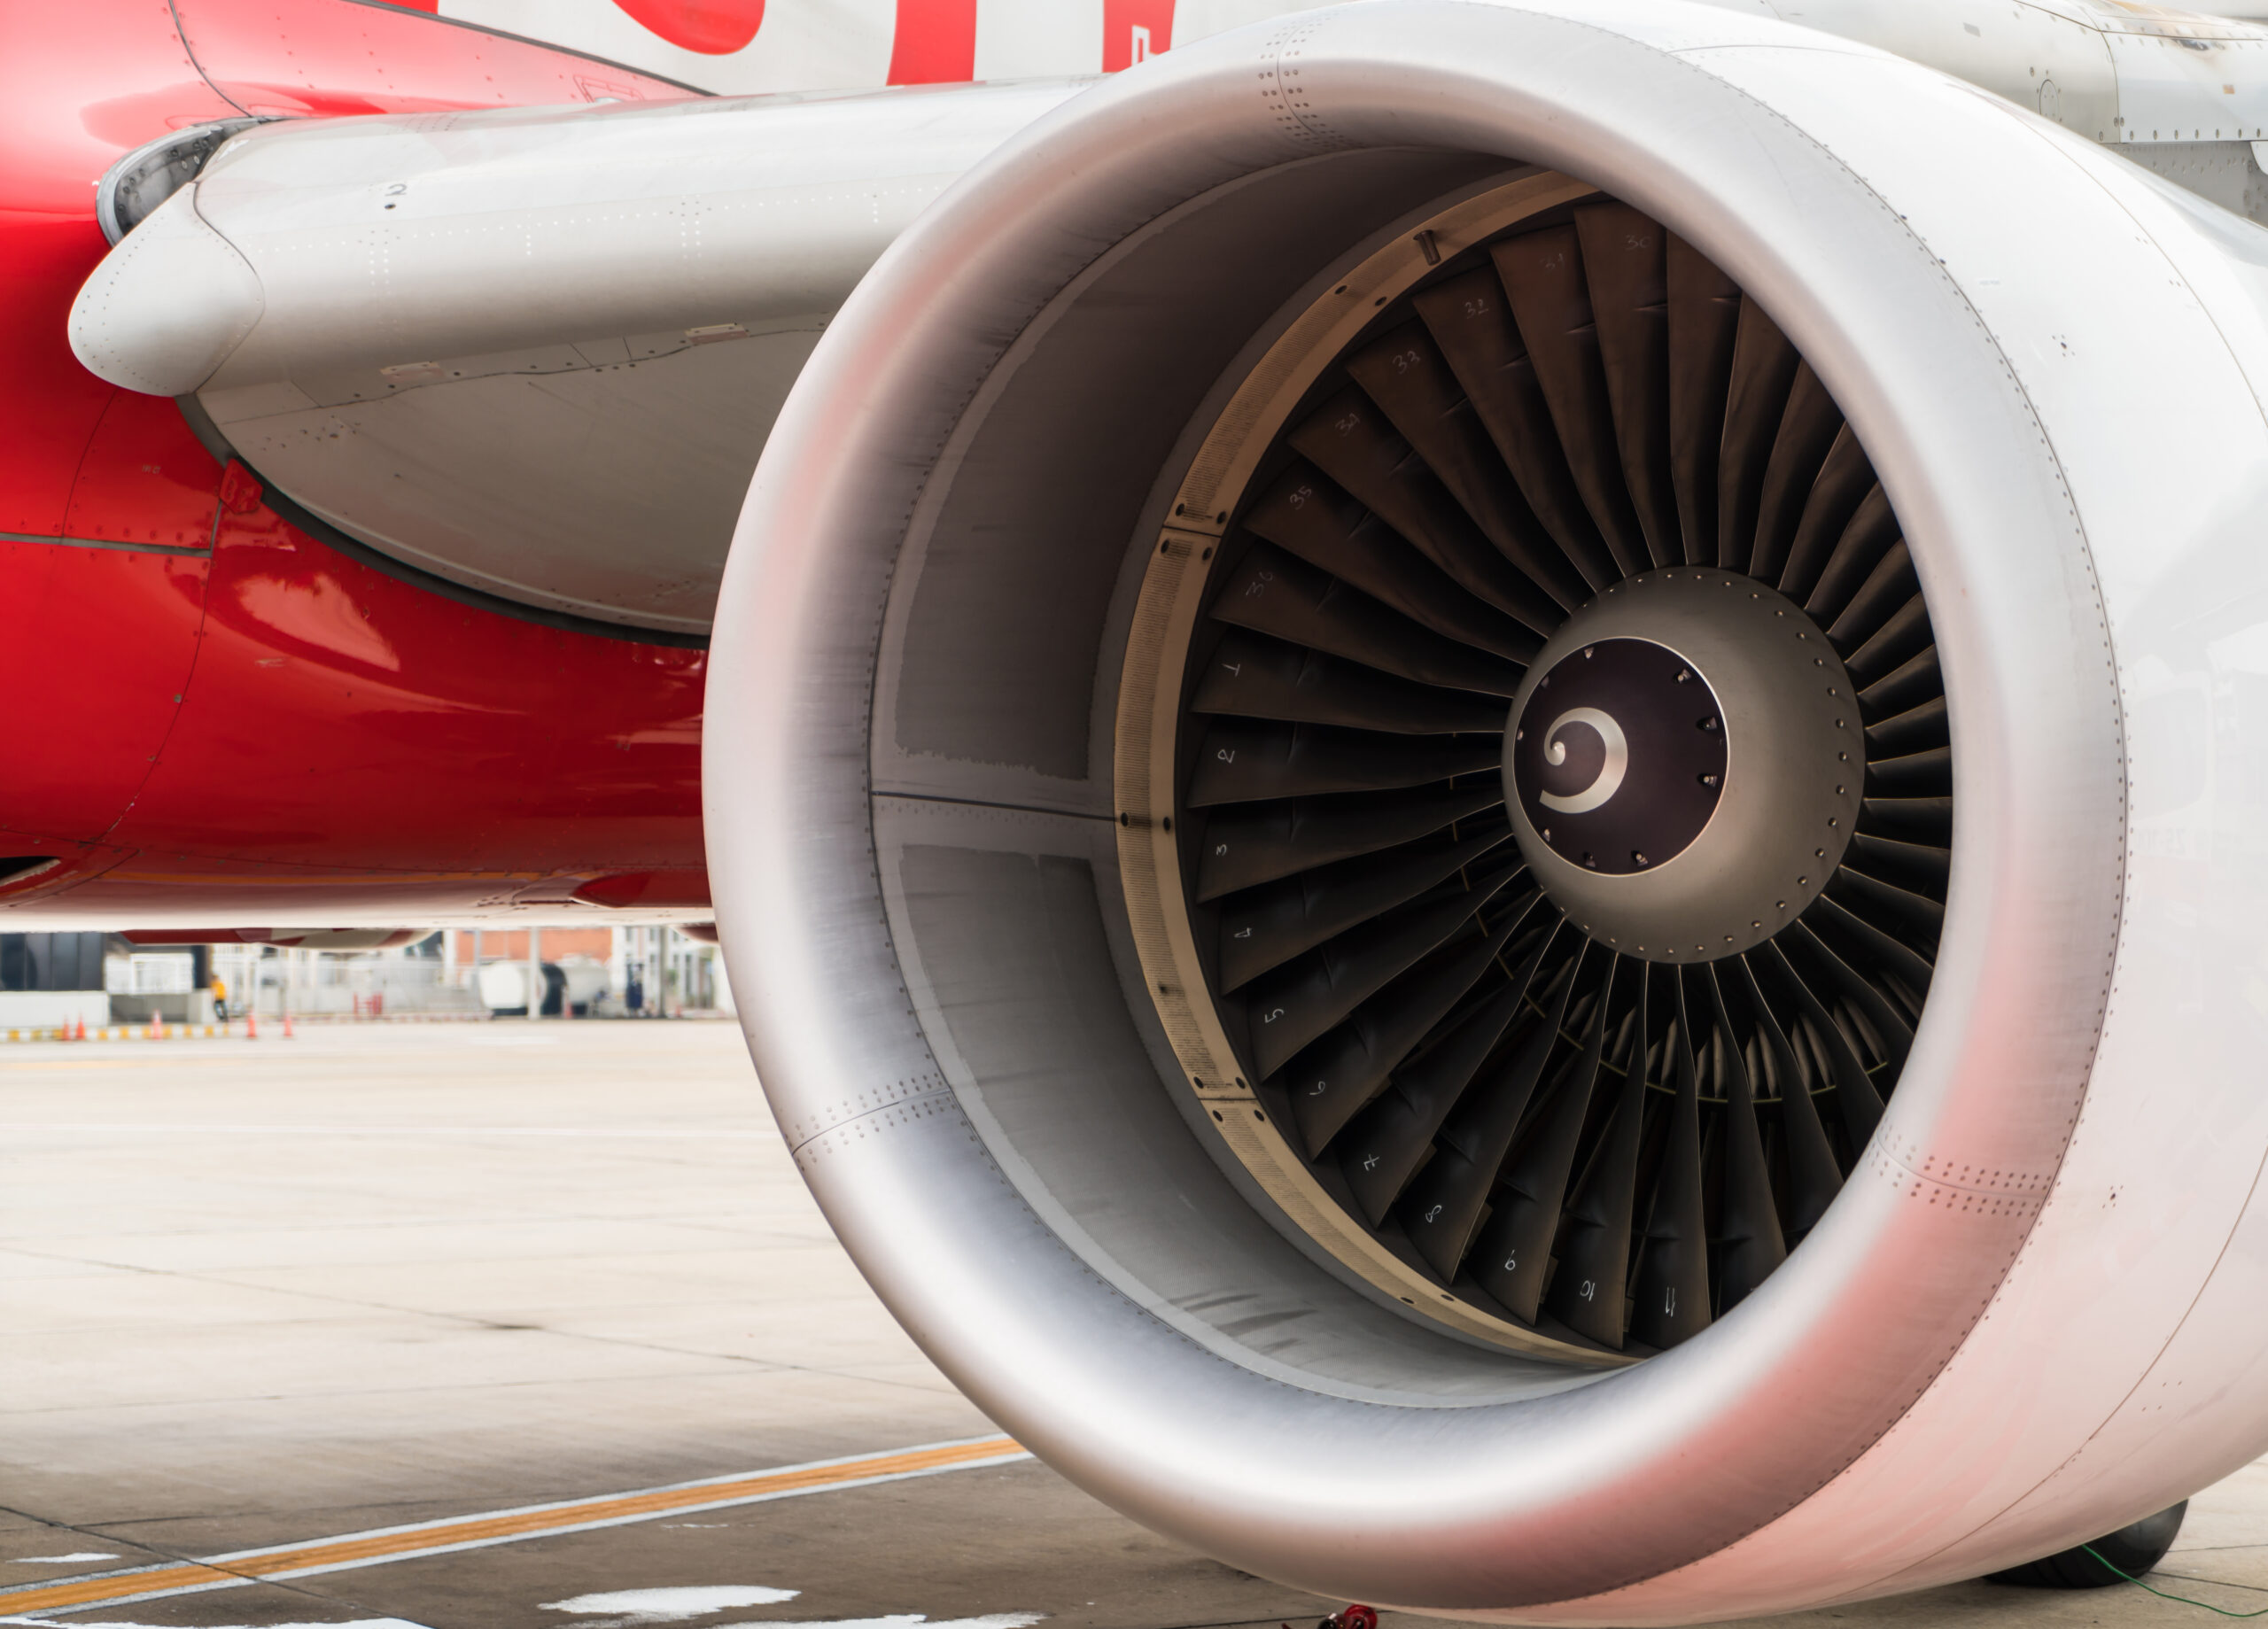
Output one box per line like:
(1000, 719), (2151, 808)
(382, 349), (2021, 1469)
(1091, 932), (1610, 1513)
(1827, 539), (1919, 652)
(1804, 487), (1901, 627)
(1221, 826), (1511, 990)
(1491, 227), (1650, 577)
(1186, 719), (1502, 807)
(1402, 938), (1590, 1279)
(1714, 298), (1801, 573)
(1706, 966), (1786, 1313)
(1244, 465), (1540, 661)
(1338, 904), (1558, 1222)
(1857, 644), (1941, 720)
(1549, 963), (1652, 1347)
(1733, 954), (1842, 1236)
(1195, 784), (1503, 901)
(1783, 917), (1915, 1078)
(1822, 870), (1945, 962)
(1666, 233), (1741, 565)
(1290, 386), (1564, 634)
(1470, 956), (1619, 1321)
(1191, 630), (1510, 734)
(1413, 268), (1619, 590)
(1758, 938), (1887, 1151)
(1747, 361), (1845, 586)
(1345, 325), (1591, 611)
(1212, 543), (1526, 697)
(1575, 203), (1677, 568)
(1859, 794), (1953, 846)
(1845, 593), (1934, 687)
(1245, 865), (1521, 1078)
(1866, 744), (1952, 798)
(1844, 832), (1950, 899)
(1629, 974), (1713, 1347)
(1864, 694), (1949, 761)
(1285, 897), (1542, 1156)
(1775, 425), (1875, 603)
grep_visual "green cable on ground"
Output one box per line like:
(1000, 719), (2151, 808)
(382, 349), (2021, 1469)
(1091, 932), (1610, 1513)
(2085, 1547), (2268, 1618)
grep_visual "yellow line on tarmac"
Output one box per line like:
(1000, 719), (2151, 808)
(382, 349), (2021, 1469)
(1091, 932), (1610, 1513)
(0, 1435), (1028, 1617)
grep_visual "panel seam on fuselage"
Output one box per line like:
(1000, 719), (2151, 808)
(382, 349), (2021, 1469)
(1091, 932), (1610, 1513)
(0, 530), (210, 559)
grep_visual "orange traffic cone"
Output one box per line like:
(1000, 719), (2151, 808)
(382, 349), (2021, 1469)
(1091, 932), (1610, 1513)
(151, 1015), (166, 1040)
(245, 1010), (257, 1039)
(74, 1016), (86, 1042)
(283, 1012), (294, 1038)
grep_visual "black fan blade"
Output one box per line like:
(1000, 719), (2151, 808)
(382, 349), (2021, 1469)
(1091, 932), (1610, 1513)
(1285, 897), (1541, 1156)
(1243, 465), (1540, 661)
(1775, 425), (1875, 603)
(1221, 825), (1511, 990)
(1843, 832), (1950, 900)
(1804, 487), (1901, 628)
(1195, 783), (1502, 901)
(1864, 694), (1948, 761)
(1629, 974), (1713, 1348)
(1845, 593), (1934, 688)
(1402, 938), (1589, 1279)
(1794, 907), (1926, 1043)
(1857, 644), (1941, 720)
(1574, 203), (1676, 568)
(1338, 904), (1557, 1222)
(1185, 718), (1500, 808)
(1412, 268), (1618, 590)
(1491, 226), (1650, 576)
(1289, 386), (1563, 635)
(1471, 956), (1619, 1321)
(1756, 938), (1887, 1151)
(1345, 325), (1590, 611)
(1245, 865), (1520, 1078)
(1549, 963), (1652, 1347)
(1714, 298), (1801, 573)
(1705, 967), (1786, 1313)
(1732, 954), (1841, 1236)
(1866, 744), (1952, 798)
(1859, 795), (1953, 847)
(1212, 543), (1526, 697)
(1827, 539), (1919, 652)
(1748, 361), (1845, 586)
(1191, 630), (1510, 734)
(1666, 233), (1741, 565)
(1822, 870), (1944, 962)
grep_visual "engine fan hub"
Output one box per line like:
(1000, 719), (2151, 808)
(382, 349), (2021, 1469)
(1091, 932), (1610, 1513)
(1506, 568), (1860, 961)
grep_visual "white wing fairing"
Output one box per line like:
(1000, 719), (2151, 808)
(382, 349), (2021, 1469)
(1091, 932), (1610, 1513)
(70, 81), (1081, 634)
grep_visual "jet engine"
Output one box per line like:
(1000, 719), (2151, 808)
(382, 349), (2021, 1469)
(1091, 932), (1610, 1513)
(704, 0), (2268, 1617)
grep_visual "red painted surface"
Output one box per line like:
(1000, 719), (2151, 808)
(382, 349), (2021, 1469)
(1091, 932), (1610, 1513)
(0, 0), (710, 926)
(887, 0), (978, 84)
(613, 0), (768, 55)
(1103, 0), (1176, 71)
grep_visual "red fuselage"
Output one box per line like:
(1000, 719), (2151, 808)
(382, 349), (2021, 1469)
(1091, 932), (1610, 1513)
(1, 0), (711, 926)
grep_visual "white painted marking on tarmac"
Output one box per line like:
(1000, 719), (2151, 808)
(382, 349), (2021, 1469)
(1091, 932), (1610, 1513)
(713, 1617), (1045, 1629)
(544, 1585), (799, 1623)
(6, 1555), (117, 1564)
(0, 1619), (433, 1627)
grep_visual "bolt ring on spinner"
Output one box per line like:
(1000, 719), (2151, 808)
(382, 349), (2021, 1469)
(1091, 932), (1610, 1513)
(1118, 174), (1948, 1360)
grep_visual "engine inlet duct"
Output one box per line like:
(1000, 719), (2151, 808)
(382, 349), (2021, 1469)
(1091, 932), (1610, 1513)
(710, 0), (2268, 1618)
(1160, 202), (1942, 1356)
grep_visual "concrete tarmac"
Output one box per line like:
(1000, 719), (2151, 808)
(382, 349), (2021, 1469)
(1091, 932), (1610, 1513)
(0, 1021), (2259, 1628)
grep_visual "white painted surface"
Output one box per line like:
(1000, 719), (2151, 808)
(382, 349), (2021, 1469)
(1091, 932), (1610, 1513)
(0, 991), (110, 1030)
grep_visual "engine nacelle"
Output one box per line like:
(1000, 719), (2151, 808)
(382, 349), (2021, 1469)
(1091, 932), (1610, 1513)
(705, 1), (2268, 1618)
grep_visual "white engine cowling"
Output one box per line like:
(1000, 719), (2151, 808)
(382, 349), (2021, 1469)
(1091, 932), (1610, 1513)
(704, 1), (2268, 1619)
